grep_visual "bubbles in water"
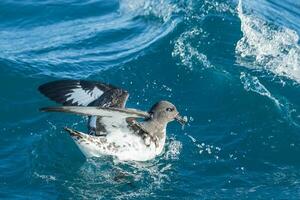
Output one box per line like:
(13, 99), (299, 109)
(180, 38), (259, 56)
(185, 133), (221, 159)
(61, 136), (183, 199)
(46, 121), (57, 130)
(34, 172), (56, 182)
(172, 28), (212, 69)
(165, 138), (182, 160)
(172, 0), (235, 70)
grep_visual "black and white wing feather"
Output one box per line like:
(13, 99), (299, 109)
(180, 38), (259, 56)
(40, 106), (149, 119)
(38, 80), (129, 108)
(40, 106), (150, 130)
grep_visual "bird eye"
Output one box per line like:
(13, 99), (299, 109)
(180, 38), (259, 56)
(166, 108), (173, 112)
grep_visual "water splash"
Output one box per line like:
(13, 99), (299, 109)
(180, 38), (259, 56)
(240, 72), (281, 108)
(172, 0), (235, 70)
(164, 138), (182, 160)
(59, 134), (183, 199)
(65, 155), (176, 199)
(33, 172), (56, 182)
(240, 72), (300, 127)
(236, 0), (300, 83)
(185, 133), (222, 160)
(172, 28), (212, 70)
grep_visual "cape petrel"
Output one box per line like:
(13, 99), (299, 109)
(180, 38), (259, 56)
(39, 80), (187, 161)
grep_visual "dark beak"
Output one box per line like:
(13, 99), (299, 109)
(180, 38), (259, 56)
(175, 114), (188, 125)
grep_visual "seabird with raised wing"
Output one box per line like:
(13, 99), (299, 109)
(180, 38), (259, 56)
(39, 80), (187, 161)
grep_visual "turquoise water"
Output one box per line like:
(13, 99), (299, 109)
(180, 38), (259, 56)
(1, 0), (300, 199)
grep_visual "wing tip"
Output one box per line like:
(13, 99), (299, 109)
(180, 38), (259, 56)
(64, 127), (84, 138)
(39, 107), (48, 112)
(37, 84), (46, 94)
(39, 106), (61, 112)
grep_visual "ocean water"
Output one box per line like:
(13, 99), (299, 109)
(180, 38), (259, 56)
(0, 0), (300, 199)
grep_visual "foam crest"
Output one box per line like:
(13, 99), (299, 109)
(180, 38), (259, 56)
(119, 0), (181, 22)
(236, 0), (300, 83)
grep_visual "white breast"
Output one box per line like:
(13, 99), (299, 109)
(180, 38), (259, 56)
(70, 127), (166, 161)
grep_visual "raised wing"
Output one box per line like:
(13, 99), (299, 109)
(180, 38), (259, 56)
(38, 80), (129, 108)
(40, 106), (149, 119)
(41, 106), (149, 135)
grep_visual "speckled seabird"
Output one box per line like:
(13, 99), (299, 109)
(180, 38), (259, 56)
(38, 80), (187, 161)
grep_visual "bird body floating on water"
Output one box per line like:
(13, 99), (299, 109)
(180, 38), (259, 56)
(39, 80), (187, 161)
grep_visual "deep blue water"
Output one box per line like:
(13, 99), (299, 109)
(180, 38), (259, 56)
(1, 0), (300, 199)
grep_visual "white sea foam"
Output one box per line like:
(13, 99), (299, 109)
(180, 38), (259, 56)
(172, 0), (235, 70)
(172, 28), (212, 69)
(119, 0), (181, 22)
(164, 138), (182, 160)
(236, 0), (300, 83)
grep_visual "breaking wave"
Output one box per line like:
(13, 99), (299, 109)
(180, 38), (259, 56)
(236, 0), (300, 83)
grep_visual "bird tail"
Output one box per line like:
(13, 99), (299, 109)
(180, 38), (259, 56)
(63, 127), (84, 139)
(40, 106), (73, 113)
